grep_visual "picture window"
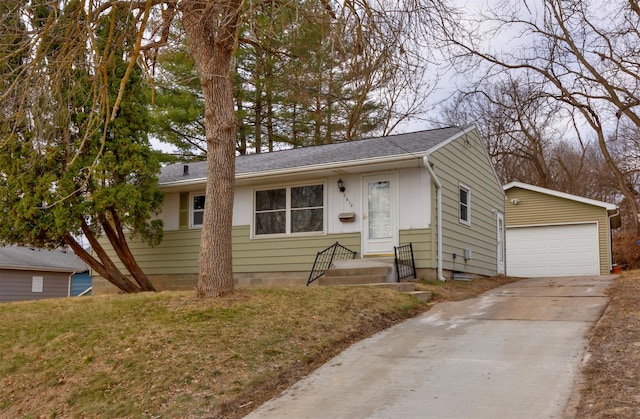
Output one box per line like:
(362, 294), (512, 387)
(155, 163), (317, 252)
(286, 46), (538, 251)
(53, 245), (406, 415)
(254, 184), (324, 236)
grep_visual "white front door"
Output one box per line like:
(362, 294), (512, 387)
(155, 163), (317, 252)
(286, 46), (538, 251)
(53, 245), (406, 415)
(362, 174), (398, 255)
(496, 211), (505, 274)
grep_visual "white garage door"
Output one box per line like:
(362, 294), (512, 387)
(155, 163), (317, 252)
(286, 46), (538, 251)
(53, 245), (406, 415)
(506, 223), (600, 277)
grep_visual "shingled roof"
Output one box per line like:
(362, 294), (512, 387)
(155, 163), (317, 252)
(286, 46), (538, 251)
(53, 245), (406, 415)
(159, 125), (473, 185)
(0, 246), (89, 273)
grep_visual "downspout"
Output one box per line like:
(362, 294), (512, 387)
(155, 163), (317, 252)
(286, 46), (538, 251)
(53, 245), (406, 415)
(423, 156), (446, 281)
(608, 209), (620, 272)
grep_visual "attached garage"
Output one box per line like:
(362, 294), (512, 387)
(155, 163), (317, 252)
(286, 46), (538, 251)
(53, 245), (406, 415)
(504, 182), (619, 277)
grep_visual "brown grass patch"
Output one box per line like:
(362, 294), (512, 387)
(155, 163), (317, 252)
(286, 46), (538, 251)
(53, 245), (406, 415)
(416, 274), (521, 302)
(576, 270), (640, 418)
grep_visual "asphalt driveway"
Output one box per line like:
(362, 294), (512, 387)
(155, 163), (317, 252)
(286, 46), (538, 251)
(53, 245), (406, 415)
(245, 275), (615, 419)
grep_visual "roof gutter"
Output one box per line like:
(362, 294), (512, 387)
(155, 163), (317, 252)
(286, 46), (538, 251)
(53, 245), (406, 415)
(423, 155), (446, 281)
(0, 265), (80, 273)
(608, 208), (621, 272)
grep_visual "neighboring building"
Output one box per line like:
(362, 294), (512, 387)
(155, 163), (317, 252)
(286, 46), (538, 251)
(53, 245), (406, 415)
(93, 125), (506, 294)
(70, 271), (92, 296)
(504, 182), (620, 277)
(0, 246), (91, 302)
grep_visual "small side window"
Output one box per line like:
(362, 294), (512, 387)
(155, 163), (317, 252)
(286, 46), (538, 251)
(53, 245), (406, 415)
(191, 194), (205, 228)
(459, 184), (471, 225)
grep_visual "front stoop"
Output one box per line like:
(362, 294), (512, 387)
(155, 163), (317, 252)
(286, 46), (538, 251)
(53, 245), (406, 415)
(330, 258), (398, 282)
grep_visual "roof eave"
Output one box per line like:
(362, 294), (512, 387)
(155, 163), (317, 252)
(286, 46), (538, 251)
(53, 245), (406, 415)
(160, 153), (427, 191)
(504, 181), (617, 210)
(0, 265), (86, 273)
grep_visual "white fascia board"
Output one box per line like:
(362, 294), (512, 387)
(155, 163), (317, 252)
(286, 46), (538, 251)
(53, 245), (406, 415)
(504, 181), (617, 210)
(236, 153), (423, 181)
(160, 153), (425, 190)
(159, 177), (207, 189)
(0, 265), (79, 273)
(423, 124), (477, 154)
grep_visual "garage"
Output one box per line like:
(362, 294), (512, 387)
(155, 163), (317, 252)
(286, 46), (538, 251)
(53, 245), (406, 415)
(504, 182), (619, 277)
(506, 223), (600, 277)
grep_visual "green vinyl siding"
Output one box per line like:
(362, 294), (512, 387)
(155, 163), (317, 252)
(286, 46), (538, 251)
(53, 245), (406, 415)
(104, 228), (433, 276)
(505, 187), (612, 274)
(98, 227), (361, 276)
(99, 226), (439, 279)
(429, 129), (505, 277)
(103, 228), (202, 275)
(232, 226), (360, 272)
(399, 229), (434, 269)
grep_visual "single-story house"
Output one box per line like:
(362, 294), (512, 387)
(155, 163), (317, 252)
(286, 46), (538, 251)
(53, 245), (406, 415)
(0, 246), (91, 302)
(504, 182), (620, 277)
(93, 125), (506, 294)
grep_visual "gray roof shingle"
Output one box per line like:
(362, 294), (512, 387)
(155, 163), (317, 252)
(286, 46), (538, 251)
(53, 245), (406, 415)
(0, 246), (89, 272)
(160, 126), (471, 185)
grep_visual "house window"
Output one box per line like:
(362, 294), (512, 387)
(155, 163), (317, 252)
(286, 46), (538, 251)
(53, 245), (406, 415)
(255, 184), (324, 236)
(459, 184), (471, 225)
(255, 188), (287, 235)
(191, 194), (206, 228)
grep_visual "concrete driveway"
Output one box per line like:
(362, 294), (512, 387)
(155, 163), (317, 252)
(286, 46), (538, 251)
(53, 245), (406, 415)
(245, 275), (615, 419)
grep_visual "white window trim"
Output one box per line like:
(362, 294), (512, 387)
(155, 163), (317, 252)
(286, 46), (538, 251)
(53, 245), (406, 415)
(252, 182), (327, 238)
(459, 183), (471, 226)
(189, 192), (206, 229)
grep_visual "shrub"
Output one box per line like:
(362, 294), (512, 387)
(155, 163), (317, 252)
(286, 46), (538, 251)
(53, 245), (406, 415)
(612, 230), (640, 270)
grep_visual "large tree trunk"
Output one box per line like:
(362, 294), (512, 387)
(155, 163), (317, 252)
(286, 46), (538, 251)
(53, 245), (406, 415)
(64, 221), (142, 293)
(181, 0), (241, 297)
(100, 212), (156, 291)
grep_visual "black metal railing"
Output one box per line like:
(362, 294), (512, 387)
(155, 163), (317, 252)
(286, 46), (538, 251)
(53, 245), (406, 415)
(394, 243), (417, 282)
(307, 242), (357, 286)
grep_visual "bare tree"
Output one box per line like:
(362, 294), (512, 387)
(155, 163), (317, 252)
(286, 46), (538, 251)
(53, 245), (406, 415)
(441, 75), (572, 187)
(441, 0), (640, 233)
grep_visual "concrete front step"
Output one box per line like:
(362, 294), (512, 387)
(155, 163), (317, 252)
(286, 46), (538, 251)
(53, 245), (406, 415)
(332, 258), (397, 282)
(332, 257), (395, 268)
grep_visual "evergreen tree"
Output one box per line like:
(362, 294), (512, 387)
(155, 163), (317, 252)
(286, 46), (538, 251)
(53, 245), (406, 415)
(0, 2), (162, 292)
